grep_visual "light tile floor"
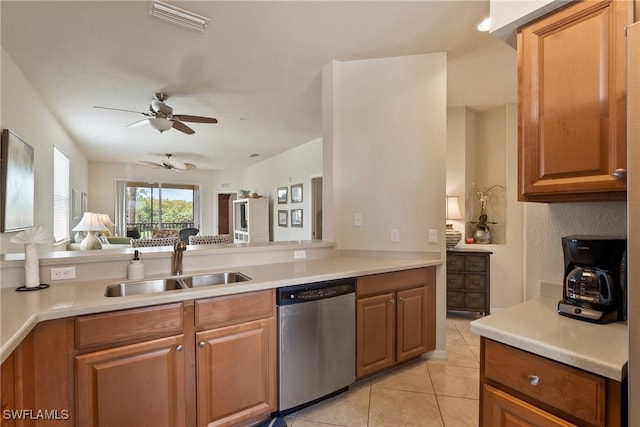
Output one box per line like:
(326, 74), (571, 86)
(286, 312), (482, 427)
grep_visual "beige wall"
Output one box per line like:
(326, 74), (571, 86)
(447, 105), (524, 310)
(243, 138), (322, 241)
(0, 48), (88, 254)
(323, 52), (448, 353)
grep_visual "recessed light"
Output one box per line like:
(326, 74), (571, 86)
(477, 17), (491, 32)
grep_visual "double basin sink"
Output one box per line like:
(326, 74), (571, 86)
(104, 272), (251, 297)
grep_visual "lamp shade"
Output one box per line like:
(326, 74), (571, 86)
(72, 212), (108, 232)
(446, 196), (462, 221)
(97, 213), (115, 227)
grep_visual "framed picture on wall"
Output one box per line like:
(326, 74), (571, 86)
(291, 209), (303, 227)
(278, 210), (288, 227)
(72, 189), (82, 220)
(291, 183), (303, 203)
(1, 130), (34, 232)
(277, 187), (288, 204)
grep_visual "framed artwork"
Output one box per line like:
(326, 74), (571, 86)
(278, 210), (288, 227)
(1, 130), (34, 232)
(291, 183), (303, 203)
(291, 208), (303, 227)
(277, 187), (288, 204)
(72, 189), (82, 220)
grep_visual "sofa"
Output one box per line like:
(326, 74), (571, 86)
(67, 236), (132, 251)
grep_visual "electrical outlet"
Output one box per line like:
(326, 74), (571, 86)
(353, 213), (363, 226)
(428, 229), (437, 243)
(294, 250), (306, 259)
(390, 228), (400, 242)
(51, 266), (76, 280)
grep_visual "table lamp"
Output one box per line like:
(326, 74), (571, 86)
(72, 212), (108, 250)
(446, 196), (463, 250)
(97, 213), (115, 236)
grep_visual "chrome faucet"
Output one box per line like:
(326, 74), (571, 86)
(173, 240), (187, 275)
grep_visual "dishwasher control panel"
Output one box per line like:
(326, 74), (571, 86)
(277, 278), (355, 305)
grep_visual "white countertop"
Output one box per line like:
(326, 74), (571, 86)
(469, 296), (628, 381)
(0, 255), (439, 364)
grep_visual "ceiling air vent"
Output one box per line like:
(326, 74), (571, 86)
(149, 0), (210, 32)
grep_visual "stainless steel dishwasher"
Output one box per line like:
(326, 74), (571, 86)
(276, 277), (355, 414)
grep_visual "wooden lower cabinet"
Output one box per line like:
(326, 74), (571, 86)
(75, 335), (186, 427)
(196, 317), (275, 427)
(356, 267), (436, 379)
(1, 353), (15, 427)
(480, 338), (625, 427)
(483, 384), (577, 427)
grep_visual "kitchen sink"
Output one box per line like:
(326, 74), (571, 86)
(104, 278), (187, 297)
(182, 272), (251, 288)
(104, 272), (251, 297)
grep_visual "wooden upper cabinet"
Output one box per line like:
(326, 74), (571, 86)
(518, 0), (633, 202)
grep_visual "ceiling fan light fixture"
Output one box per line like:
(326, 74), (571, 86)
(149, 118), (173, 132)
(149, 0), (210, 32)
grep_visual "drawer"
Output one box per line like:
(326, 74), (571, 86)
(356, 267), (432, 296)
(76, 303), (184, 349)
(464, 292), (486, 310)
(195, 289), (274, 329)
(464, 274), (487, 290)
(447, 273), (464, 290)
(464, 255), (487, 272)
(447, 291), (464, 308)
(446, 255), (465, 272)
(484, 339), (606, 427)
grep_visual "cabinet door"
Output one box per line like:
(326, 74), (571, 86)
(482, 384), (577, 427)
(76, 335), (186, 427)
(356, 293), (395, 378)
(519, 0), (631, 201)
(396, 287), (427, 363)
(196, 317), (275, 427)
(1, 354), (15, 427)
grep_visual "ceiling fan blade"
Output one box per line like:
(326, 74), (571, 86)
(172, 114), (218, 124)
(94, 105), (153, 116)
(138, 160), (163, 168)
(127, 119), (150, 128)
(165, 157), (187, 170)
(171, 120), (195, 135)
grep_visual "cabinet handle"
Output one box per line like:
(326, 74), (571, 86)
(199, 341), (206, 348)
(527, 374), (540, 386)
(613, 168), (627, 178)
(389, 299), (395, 304)
(175, 344), (183, 352)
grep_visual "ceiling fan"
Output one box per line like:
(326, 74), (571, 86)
(139, 153), (197, 170)
(94, 92), (217, 134)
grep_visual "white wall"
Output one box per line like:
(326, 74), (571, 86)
(1, 48), (88, 254)
(523, 201), (626, 299)
(323, 52), (448, 353)
(243, 138), (322, 241)
(448, 105), (524, 310)
(88, 161), (243, 236)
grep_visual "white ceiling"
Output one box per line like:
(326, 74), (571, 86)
(1, 1), (517, 171)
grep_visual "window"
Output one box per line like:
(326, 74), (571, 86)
(53, 147), (70, 242)
(119, 181), (199, 237)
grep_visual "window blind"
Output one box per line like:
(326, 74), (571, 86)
(53, 147), (70, 242)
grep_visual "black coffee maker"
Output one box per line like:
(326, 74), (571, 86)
(557, 235), (627, 324)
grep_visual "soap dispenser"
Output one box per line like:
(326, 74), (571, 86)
(127, 250), (144, 280)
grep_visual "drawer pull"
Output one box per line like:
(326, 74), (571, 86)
(528, 374), (540, 386)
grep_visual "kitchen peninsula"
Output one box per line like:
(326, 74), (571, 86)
(0, 241), (441, 426)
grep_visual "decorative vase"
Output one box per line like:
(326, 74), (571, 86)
(445, 224), (462, 249)
(473, 224), (492, 244)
